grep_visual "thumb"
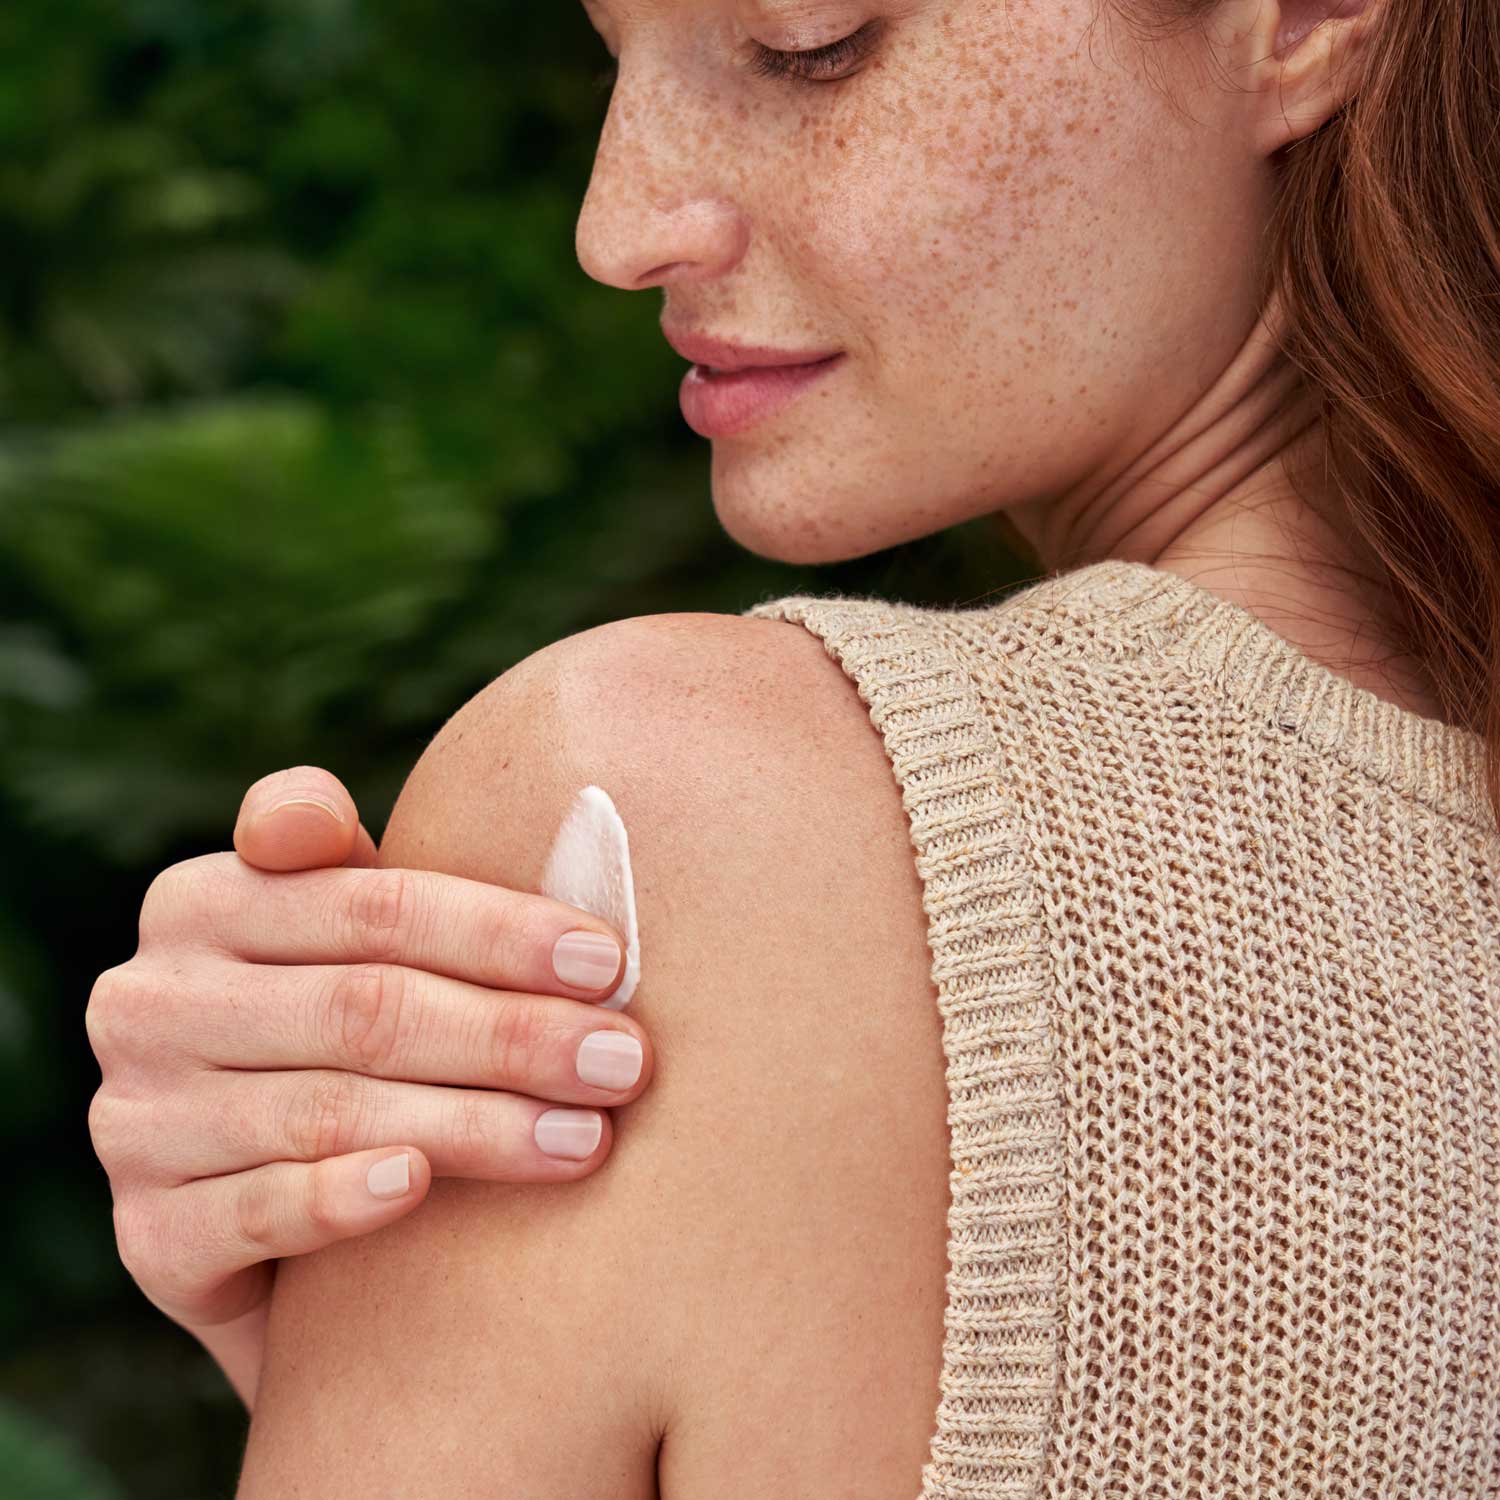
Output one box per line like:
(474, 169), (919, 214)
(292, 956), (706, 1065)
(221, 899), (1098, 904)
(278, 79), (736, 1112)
(341, 820), (380, 869)
(233, 766), (361, 872)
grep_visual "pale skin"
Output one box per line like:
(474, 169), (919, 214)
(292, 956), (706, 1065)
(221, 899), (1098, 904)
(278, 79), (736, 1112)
(83, 0), (1448, 1490)
(575, 0), (1439, 717)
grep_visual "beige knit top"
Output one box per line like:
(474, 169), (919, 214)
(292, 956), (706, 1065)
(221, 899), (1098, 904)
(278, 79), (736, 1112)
(742, 559), (1500, 1500)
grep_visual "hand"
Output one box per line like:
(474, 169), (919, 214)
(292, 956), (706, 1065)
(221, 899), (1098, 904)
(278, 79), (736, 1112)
(85, 766), (650, 1406)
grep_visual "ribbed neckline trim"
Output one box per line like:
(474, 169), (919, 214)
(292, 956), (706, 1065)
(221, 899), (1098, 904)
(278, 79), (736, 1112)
(1020, 559), (1494, 828)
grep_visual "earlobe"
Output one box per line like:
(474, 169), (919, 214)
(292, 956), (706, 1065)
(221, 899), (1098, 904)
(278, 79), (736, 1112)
(1252, 0), (1376, 158)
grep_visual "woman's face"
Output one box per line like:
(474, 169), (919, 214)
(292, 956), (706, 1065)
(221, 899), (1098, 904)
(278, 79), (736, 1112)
(575, 0), (1275, 565)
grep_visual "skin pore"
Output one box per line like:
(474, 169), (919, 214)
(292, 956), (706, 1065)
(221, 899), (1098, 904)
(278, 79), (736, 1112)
(575, 0), (1450, 723)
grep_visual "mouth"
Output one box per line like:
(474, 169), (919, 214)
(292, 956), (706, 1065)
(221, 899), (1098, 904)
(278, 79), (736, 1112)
(660, 323), (843, 375)
(696, 355), (840, 378)
(678, 353), (846, 439)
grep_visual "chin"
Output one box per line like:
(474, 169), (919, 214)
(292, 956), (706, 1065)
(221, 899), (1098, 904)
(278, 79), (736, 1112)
(710, 474), (913, 568)
(713, 499), (881, 567)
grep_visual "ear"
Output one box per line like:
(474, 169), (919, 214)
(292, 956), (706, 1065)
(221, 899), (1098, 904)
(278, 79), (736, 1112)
(1246, 0), (1379, 157)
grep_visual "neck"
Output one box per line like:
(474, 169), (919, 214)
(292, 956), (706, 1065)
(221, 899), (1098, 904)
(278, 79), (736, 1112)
(1002, 297), (1452, 727)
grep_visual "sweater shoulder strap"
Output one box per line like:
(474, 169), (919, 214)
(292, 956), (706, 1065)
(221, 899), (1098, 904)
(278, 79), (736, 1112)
(743, 590), (1063, 1495)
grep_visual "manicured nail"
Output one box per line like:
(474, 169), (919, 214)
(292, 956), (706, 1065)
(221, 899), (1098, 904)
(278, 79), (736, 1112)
(269, 796), (345, 824)
(366, 1153), (411, 1199)
(552, 930), (622, 990)
(576, 1031), (643, 1090)
(535, 1109), (603, 1160)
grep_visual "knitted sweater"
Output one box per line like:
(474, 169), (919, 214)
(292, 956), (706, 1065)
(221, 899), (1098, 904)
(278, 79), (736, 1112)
(742, 558), (1500, 1500)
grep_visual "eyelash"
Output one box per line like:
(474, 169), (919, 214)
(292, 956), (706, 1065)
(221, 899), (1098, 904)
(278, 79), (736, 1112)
(592, 22), (878, 93)
(748, 22), (878, 83)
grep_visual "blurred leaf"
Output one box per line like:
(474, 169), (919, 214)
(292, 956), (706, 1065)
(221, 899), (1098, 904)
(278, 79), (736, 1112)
(0, 395), (497, 858)
(0, 1396), (123, 1500)
(0, 627), (89, 710)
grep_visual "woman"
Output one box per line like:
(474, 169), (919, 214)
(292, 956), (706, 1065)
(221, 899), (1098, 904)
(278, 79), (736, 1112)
(86, 0), (1500, 1495)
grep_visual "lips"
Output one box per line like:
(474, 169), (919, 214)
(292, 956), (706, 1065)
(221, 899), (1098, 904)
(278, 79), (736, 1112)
(678, 353), (845, 438)
(699, 363), (786, 377)
(661, 325), (842, 373)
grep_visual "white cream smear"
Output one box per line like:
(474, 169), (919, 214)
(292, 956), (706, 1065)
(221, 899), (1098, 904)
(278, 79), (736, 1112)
(539, 784), (640, 1011)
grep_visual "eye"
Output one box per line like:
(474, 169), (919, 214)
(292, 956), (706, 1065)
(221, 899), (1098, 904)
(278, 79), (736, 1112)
(746, 21), (881, 84)
(590, 20), (881, 93)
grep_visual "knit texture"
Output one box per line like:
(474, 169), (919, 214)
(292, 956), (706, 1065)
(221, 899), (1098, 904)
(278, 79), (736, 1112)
(742, 558), (1500, 1500)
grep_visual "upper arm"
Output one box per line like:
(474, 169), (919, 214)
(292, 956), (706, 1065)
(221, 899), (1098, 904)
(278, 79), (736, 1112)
(235, 611), (953, 1500)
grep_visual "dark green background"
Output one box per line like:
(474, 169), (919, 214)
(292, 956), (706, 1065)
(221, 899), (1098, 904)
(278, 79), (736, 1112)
(0, 3), (1024, 1494)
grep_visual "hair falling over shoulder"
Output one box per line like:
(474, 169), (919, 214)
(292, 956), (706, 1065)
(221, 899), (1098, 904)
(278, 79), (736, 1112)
(1128, 0), (1500, 829)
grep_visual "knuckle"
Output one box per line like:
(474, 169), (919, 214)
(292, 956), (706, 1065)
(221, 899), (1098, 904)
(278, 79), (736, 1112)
(88, 1088), (169, 1180)
(326, 963), (409, 1074)
(305, 1162), (345, 1238)
(480, 896), (535, 985)
(112, 1197), (160, 1282)
(84, 968), (126, 1058)
(449, 1087), (495, 1169)
(85, 963), (177, 1066)
(286, 1071), (367, 1160)
(138, 853), (238, 949)
(138, 859), (202, 938)
(234, 1172), (283, 1255)
(480, 996), (550, 1086)
(137, 866), (184, 938)
(87, 1087), (125, 1164)
(341, 868), (413, 962)
(149, 1255), (205, 1312)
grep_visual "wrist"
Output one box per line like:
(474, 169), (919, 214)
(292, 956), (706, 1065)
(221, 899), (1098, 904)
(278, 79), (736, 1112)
(184, 1301), (269, 1413)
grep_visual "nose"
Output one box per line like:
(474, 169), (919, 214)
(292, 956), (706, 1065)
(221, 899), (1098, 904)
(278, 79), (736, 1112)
(574, 70), (750, 292)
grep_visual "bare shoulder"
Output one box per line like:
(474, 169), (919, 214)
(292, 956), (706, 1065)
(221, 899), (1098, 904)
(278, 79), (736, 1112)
(262, 611), (954, 1498)
(390, 609), (907, 890)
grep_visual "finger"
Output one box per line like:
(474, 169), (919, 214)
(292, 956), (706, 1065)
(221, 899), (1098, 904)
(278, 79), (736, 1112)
(151, 1147), (433, 1326)
(192, 961), (652, 1102)
(170, 1069), (613, 1180)
(202, 862), (629, 1002)
(343, 822), (379, 869)
(234, 767), (360, 872)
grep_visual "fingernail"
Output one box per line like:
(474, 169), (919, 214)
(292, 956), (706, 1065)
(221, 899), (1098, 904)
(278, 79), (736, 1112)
(535, 1109), (603, 1160)
(576, 1031), (643, 1090)
(366, 1152), (411, 1199)
(552, 930), (621, 990)
(269, 796), (345, 824)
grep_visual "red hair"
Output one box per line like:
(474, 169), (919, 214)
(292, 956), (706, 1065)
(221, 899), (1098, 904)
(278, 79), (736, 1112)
(1114, 0), (1500, 826)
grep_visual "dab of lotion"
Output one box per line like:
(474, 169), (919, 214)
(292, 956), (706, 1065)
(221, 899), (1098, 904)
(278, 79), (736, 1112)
(539, 785), (640, 1011)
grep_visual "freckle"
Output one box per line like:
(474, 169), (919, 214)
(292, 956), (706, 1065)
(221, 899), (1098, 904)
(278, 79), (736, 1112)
(834, 135), (845, 148)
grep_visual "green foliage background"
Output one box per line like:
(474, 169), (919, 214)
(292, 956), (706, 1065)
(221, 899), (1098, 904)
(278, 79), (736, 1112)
(0, 2), (1023, 1493)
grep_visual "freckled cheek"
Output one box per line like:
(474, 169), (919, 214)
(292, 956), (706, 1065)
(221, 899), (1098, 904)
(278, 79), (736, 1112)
(777, 106), (1135, 410)
(783, 117), (1064, 334)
